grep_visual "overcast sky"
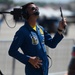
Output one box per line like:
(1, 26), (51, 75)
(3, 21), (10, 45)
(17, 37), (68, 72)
(13, 0), (73, 3)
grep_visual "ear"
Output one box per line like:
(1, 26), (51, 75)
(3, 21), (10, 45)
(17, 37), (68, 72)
(22, 9), (29, 20)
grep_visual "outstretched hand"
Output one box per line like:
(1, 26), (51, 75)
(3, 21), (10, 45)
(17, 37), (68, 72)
(57, 18), (67, 34)
(58, 18), (67, 31)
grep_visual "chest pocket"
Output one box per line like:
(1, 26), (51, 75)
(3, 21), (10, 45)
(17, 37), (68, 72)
(31, 32), (39, 45)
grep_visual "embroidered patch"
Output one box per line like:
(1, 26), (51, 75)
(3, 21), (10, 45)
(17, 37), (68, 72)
(31, 36), (39, 45)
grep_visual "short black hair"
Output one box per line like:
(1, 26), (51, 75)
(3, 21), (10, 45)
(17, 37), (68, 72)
(21, 2), (35, 20)
(22, 2), (35, 10)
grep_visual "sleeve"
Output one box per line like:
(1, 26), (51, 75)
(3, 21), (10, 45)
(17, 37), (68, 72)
(44, 30), (64, 48)
(8, 30), (30, 65)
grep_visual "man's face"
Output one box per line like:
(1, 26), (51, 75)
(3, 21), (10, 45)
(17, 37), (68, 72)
(27, 4), (39, 17)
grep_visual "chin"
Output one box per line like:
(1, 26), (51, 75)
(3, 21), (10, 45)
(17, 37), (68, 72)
(36, 15), (39, 18)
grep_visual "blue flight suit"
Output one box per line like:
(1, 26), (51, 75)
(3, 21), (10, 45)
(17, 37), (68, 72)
(8, 21), (63, 75)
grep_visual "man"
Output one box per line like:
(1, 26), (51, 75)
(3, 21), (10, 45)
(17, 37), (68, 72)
(8, 2), (67, 75)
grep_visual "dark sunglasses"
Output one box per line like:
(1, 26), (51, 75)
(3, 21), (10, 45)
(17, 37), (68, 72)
(29, 7), (39, 10)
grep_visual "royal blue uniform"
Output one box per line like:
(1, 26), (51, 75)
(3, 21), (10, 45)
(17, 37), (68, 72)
(8, 21), (63, 75)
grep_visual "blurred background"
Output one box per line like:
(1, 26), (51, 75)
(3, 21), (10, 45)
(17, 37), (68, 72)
(0, 0), (75, 75)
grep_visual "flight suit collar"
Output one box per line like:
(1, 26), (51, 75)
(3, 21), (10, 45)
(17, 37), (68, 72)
(24, 21), (39, 32)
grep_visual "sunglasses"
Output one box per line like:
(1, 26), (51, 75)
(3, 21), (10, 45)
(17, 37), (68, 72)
(28, 7), (39, 11)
